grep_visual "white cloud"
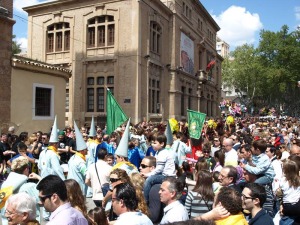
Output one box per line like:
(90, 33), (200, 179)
(295, 6), (300, 20)
(16, 37), (28, 52)
(13, 0), (52, 14)
(211, 6), (263, 49)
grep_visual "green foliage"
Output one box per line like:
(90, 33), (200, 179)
(222, 25), (300, 115)
(12, 35), (22, 55)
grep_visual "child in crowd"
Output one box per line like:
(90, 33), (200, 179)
(212, 171), (221, 193)
(7, 142), (35, 171)
(142, 134), (176, 203)
(241, 139), (275, 185)
(105, 153), (114, 166)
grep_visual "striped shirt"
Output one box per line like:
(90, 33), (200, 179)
(184, 191), (213, 219)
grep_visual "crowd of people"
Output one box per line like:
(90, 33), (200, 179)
(0, 115), (299, 225)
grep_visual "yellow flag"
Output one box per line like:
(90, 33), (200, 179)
(0, 186), (13, 209)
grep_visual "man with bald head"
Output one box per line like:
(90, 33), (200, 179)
(290, 143), (300, 156)
(223, 138), (238, 166)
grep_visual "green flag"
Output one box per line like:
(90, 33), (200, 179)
(187, 109), (206, 139)
(106, 89), (128, 134)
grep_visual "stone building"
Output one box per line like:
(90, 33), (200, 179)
(11, 56), (71, 133)
(0, 0), (14, 126)
(24, 0), (222, 127)
(0, 1), (71, 134)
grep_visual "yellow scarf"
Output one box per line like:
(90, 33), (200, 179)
(47, 146), (59, 156)
(112, 161), (137, 171)
(75, 152), (86, 162)
(88, 139), (100, 145)
(216, 213), (248, 225)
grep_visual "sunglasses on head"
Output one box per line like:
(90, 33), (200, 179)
(140, 164), (150, 169)
(110, 178), (120, 183)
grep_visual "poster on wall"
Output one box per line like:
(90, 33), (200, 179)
(180, 32), (194, 75)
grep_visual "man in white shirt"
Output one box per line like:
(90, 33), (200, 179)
(223, 138), (238, 166)
(112, 183), (153, 225)
(85, 148), (112, 207)
(159, 177), (189, 224)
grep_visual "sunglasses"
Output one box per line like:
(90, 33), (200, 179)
(140, 164), (150, 169)
(203, 151), (210, 154)
(110, 178), (120, 183)
(39, 193), (53, 202)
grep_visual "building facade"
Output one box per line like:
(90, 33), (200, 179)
(11, 56), (71, 134)
(216, 36), (229, 58)
(24, 0), (222, 127)
(0, 0), (14, 127)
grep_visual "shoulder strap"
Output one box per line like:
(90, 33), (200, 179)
(199, 194), (212, 211)
(175, 142), (180, 153)
(95, 163), (102, 187)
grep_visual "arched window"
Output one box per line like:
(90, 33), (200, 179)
(87, 15), (115, 48)
(46, 22), (70, 53)
(150, 22), (162, 54)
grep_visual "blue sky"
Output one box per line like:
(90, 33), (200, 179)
(200, 0), (300, 50)
(13, 0), (300, 52)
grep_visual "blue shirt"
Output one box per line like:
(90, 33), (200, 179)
(146, 146), (156, 156)
(245, 153), (275, 180)
(128, 146), (144, 169)
(95, 142), (115, 162)
(249, 209), (274, 225)
(10, 152), (34, 162)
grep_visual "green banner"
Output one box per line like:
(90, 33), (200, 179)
(106, 89), (128, 134)
(187, 109), (206, 139)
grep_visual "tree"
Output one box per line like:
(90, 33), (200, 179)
(12, 35), (22, 55)
(222, 44), (264, 109)
(222, 25), (300, 116)
(258, 25), (300, 115)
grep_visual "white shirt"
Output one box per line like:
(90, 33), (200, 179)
(211, 146), (220, 157)
(280, 176), (300, 204)
(160, 200), (189, 224)
(224, 149), (238, 166)
(86, 160), (112, 200)
(114, 211), (153, 225)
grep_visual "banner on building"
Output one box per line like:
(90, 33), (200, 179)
(180, 32), (194, 75)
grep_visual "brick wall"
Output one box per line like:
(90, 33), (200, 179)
(0, 0), (13, 17)
(0, 0), (14, 126)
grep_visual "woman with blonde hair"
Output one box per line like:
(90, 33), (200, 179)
(129, 172), (150, 216)
(64, 179), (87, 218)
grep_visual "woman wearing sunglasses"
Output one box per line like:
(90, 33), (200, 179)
(102, 169), (133, 221)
